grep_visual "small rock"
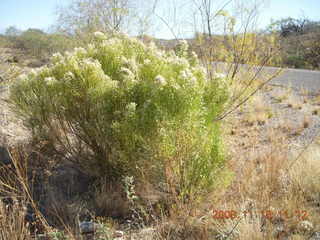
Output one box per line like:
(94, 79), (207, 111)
(113, 230), (125, 240)
(79, 221), (104, 235)
(298, 220), (314, 233)
(113, 230), (124, 237)
(79, 221), (95, 234)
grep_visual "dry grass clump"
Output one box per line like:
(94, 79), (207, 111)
(303, 116), (311, 128)
(207, 116), (320, 239)
(290, 116), (312, 136)
(312, 108), (320, 115)
(0, 145), (49, 239)
(289, 144), (320, 205)
(286, 95), (303, 110)
(272, 87), (292, 103)
(155, 217), (210, 240)
(229, 216), (266, 240)
(280, 145), (320, 238)
(0, 199), (32, 240)
(232, 136), (290, 206)
(311, 94), (320, 106)
(277, 118), (296, 134)
(277, 117), (311, 137)
(243, 94), (272, 126)
(300, 88), (311, 104)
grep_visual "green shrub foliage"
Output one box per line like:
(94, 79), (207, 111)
(10, 32), (229, 198)
(3, 28), (75, 63)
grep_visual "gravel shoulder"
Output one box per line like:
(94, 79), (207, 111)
(226, 82), (320, 159)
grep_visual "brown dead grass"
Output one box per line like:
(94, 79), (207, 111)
(0, 199), (32, 240)
(242, 94), (272, 126)
(193, 91), (320, 240)
(287, 95), (303, 110)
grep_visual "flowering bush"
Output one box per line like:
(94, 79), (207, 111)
(10, 32), (229, 198)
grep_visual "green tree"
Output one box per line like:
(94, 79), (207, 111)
(5, 26), (21, 36)
(270, 17), (320, 69)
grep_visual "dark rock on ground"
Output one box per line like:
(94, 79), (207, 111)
(48, 163), (92, 199)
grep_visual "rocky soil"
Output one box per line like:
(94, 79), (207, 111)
(227, 83), (320, 158)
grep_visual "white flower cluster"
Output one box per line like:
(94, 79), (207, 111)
(213, 72), (226, 79)
(120, 67), (136, 83)
(30, 68), (41, 76)
(190, 51), (199, 65)
(125, 102), (137, 117)
(27, 32), (215, 114)
(147, 42), (164, 58)
(148, 41), (157, 51)
(180, 69), (197, 85)
(51, 52), (63, 64)
(74, 47), (87, 56)
(94, 31), (107, 40)
(213, 72), (230, 92)
(64, 71), (75, 80)
(155, 75), (166, 86)
(143, 59), (151, 65)
(105, 76), (118, 89)
(198, 66), (207, 76)
(101, 38), (121, 48)
(111, 121), (120, 131)
(121, 56), (138, 73)
(166, 54), (190, 68)
(177, 40), (189, 56)
(44, 77), (57, 84)
(126, 102), (137, 112)
(82, 58), (101, 69)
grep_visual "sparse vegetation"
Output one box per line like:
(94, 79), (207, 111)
(1, 28), (76, 67)
(287, 95), (303, 110)
(244, 94), (273, 126)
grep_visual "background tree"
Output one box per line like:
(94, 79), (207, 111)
(186, 0), (281, 120)
(55, 0), (131, 38)
(270, 17), (320, 69)
(55, 0), (159, 42)
(272, 17), (310, 37)
(5, 26), (21, 37)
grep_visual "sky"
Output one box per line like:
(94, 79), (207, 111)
(259, 0), (320, 26)
(1, 0), (320, 39)
(0, 0), (65, 32)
